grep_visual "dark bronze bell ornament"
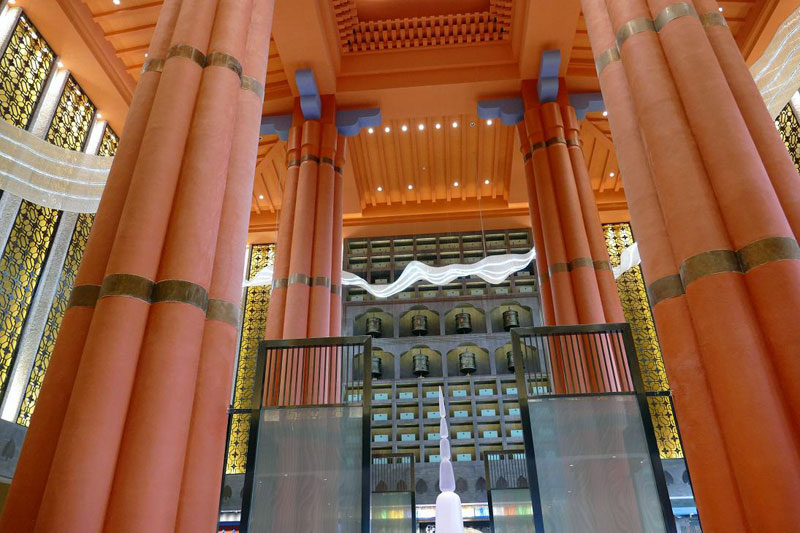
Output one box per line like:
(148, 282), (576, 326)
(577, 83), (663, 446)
(413, 353), (430, 377)
(455, 312), (472, 334)
(459, 351), (477, 375)
(366, 316), (382, 337)
(502, 309), (520, 331)
(371, 355), (383, 379)
(411, 314), (428, 336)
(506, 350), (515, 372)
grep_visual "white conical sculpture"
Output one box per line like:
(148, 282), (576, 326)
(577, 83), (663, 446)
(435, 387), (464, 533)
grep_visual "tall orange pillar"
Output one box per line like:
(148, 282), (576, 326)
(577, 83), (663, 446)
(329, 135), (347, 336)
(175, 1), (274, 529)
(0, 3), (184, 531)
(4, 1), (276, 531)
(584, 0), (800, 529)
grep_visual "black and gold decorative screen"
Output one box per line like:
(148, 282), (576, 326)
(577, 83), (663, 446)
(45, 77), (94, 151)
(97, 124), (119, 157)
(0, 201), (59, 395)
(0, 14), (54, 129)
(226, 243), (274, 474)
(17, 213), (93, 426)
(776, 102), (800, 172)
(604, 222), (683, 459)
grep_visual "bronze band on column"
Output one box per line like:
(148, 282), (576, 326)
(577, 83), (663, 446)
(240, 75), (264, 100)
(616, 18), (656, 48)
(595, 46), (620, 75)
(320, 157), (335, 167)
(206, 299), (239, 327)
(166, 43), (207, 67)
(653, 3), (698, 32)
(288, 272), (312, 286)
(300, 154), (320, 164)
(700, 12), (728, 28)
(566, 139), (582, 147)
(67, 285), (102, 308)
(330, 284), (341, 296)
(737, 236), (800, 272)
(98, 273), (155, 303)
(679, 250), (740, 286)
(548, 257), (608, 276)
(311, 276), (331, 288)
(204, 51), (243, 78)
(545, 136), (567, 146)
(647, 274), (686, 306)
(522, 151), (532, 162)
(593, 260), (611, 271)
(287, 159), (301, 168)
(272, 278), (289, 289)
(151, 279), (209, 312)
(142, 58), (166, 74)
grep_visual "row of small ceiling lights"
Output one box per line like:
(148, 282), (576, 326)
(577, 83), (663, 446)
(369, 119), (493, 192)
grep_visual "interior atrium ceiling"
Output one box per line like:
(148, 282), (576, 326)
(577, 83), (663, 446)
(16, 0), (791, 240)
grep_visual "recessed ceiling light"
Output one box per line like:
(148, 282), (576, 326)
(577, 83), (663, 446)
(377, 186), (383, 192)
(384, 126), (390, 133)
(367, 127), (374, 134)
(96, 112), (102, 119)
(453, 181), (459, 187)
(418, 123), (425, 131)
(258, 194), (264, 200)
(113, 0), (121, 5)
(609, 172), (616, 177)
(487, 119), (493, 126)
(8, 0), (15, 4)
(452, 121), (458, 128)
(407, 184), (413, 190)
(57, 60), (64, 69)
(401, 125), (408, 132)
(469, 121), (476, 127)
(144, 53), (149, 58)
(718, 6), (723, 11)
(602, 110), (608, 117)
(484, 179), (490, 185)
(435, 123), (441, 129)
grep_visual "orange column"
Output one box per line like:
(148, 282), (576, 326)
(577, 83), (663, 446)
(0, 2), (183, 530)
(329, 135), (346, 336)
(603, 0), (800, 529)
(563, 105), (625, 323)
(264, 101), (304, 340)
(541, 101), (606, 325)
(517, 121), (556, 325)
(307, 97), (337, 338)
(36, 0), (218, 530)
(103, 0), (255, 530)
(175, 1), (274, 529)
(582, 2), (748, 529)
(695, 0), (800, 241)
(646, 0), (800, 436)
(522, 88), (579, 325)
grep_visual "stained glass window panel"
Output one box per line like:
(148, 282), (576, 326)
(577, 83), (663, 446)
(776, 102), (800, 172)
(97, 124), (118, 157)
(226, 243), (274, 474)
(45, 76), (94, 151)
(0, 200), (59, 395)
(17, 213), (94, 426)
(0, 15), (54, 129)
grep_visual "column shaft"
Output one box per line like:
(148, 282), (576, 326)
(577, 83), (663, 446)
(104, 0), (254, 529)
(264, 101), (303, 339)
(329, 135), (346, 336)
(0, 1), (183, 530)
(175, 1), (274, 529)
(604, 0), (800, 529)
(34, 1), (219, 530)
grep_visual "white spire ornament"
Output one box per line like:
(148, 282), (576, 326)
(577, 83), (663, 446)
(435, 387), (464, 533)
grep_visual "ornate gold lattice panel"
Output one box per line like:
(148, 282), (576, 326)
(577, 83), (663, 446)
(45, 77), (94, 151)
(0, 201), (59, 395)
(0, 15), (54, 129)
(226, 243), (274, 474)
(97, 124), (118, 157)
(776, 102), (800, 172)
(604, 222), (683, 458)
(17, 213), (93, 426)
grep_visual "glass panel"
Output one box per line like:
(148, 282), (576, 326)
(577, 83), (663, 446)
(529, 395), (667, 533)
(226, 243), (274, 474)
(491, 489), (535, 533)
(97, 124), (119, 156)
(0, 15), (55, 128)
(249, 405), (363, 532)
(46, 76), (94, 151)
(371, 492), (413, 533)
(0, 200), (59, 393)
(17, 212), (93, 425)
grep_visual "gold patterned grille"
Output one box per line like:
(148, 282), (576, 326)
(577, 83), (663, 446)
(0, 201), (59, 395)
(17, 213), (93, 426)
(97, 124), (118, 157)
(0, 14), (54, 129)
(45, 77), (94, 151)
(226, 243), (274, 474)
(604, 222), (683, 459)
(776, 102), (800, 172)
